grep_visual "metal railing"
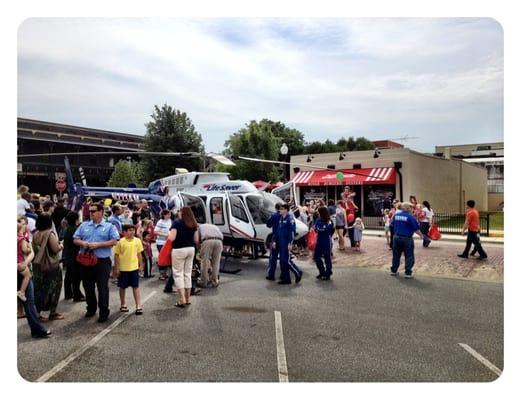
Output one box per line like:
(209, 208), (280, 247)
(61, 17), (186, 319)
(361, 212), (494, 236)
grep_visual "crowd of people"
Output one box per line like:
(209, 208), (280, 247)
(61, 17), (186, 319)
(267, 186), (487, 282)
(17, 183), (488, 339)
(16, 187), (224, 338)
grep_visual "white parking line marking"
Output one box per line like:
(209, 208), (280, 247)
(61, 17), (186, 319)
(36, 290), (157, 382)
(274, 311), (289, 382)
(458, 343), (502, 377)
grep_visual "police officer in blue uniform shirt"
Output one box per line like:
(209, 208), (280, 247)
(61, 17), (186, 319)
(266, 203), (282, 281)
(276, 204), (303, 285)
(314, 206), (335, 280)
(389, 202), (423, 278)
(73, 202), (120, 322)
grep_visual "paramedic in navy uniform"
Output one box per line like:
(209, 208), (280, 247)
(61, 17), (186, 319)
(389, 201), (423, 279)
(265, 203), (282, 281)
(276, 204), (303, 285)
(314, 206), (335, 280)
(74, 202), (120, 322)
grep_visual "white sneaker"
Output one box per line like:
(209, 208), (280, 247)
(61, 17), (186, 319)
(389, 271), (399, 276)
(404, 274), (413, 279)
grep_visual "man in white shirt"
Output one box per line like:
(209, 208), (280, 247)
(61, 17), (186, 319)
(198, 223), (224, 288)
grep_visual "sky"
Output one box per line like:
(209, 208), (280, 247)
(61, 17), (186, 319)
(17, 18), (504, 153)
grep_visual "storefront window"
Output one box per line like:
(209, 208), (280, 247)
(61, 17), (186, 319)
(363, 185), (394, 217)
(299, 185), (363, 207)
(300, 187), (327, 205)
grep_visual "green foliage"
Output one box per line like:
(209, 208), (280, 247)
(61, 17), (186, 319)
(353, 137), (376, 151)
(221, 119), (305, 181)
(142, 104), (204, 181)
(303, 136), (375, 154)
(107, 160), (145, 188)
(130, 161), (147, 187)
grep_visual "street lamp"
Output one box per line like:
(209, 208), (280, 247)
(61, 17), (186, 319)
(280, 143), (289, 182)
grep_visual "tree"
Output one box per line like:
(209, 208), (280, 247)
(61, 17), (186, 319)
(130, 161), (147, 187)
(303, 136), (375, 153)
(107, 160), (145, 188)
(220, 119), (305, 182)
(221, 120), (279, 181)
(353, 137), (375, 150)
(142, 104), (204, 181)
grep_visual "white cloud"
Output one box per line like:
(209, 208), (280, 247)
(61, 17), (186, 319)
(18, 18), (503, 152)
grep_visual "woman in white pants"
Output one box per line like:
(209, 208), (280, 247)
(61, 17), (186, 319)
(167, 207), (199, 307)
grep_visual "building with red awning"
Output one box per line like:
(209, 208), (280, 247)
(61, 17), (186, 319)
(289, 147), (487, 215)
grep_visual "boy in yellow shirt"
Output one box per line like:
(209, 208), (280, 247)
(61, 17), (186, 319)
(113, 224), (144, 314)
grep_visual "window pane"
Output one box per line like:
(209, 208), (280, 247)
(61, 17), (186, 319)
(180, 193), (206, 223)
(246, 194), (274, 224)
(229, 194), (249, 223)
(210, 197), (225, 225)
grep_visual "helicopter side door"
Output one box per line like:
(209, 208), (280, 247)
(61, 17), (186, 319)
(271, 181), (297, 206)
(205, 194), (232, 239)
(225, 192), (256, 240)
(178, 193), (207, 224)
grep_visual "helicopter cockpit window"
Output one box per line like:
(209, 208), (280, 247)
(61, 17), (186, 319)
(273, 186), (292, 204)
(210, 197), (224, 225)
(228, 194), (249, 223)
(180, 193), (206, 224)
(246, 194), (275, 224)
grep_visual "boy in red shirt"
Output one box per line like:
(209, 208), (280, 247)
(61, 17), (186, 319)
(458, 200), (487, 260)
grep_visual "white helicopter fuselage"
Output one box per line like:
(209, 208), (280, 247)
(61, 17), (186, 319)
(155, 172), (308, 246)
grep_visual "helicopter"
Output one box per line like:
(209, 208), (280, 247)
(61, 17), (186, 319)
(19, 150), (385, 249)
(30, 153), (309, 250)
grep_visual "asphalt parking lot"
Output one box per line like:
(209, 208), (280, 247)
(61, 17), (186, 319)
(17, 238), (503, 382)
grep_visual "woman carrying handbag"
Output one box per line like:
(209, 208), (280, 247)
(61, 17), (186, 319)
(32, 214), (64, 321)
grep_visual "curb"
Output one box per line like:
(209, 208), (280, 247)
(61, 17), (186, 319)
(363, 230), (503, 245)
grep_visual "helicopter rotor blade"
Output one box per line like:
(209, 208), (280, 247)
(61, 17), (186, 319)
(207, 153), (235, 166)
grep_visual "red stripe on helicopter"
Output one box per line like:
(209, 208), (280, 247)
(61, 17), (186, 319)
(230, 224), (254, 239)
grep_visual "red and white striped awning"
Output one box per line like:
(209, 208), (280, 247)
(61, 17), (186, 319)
(291, 171), (315, 185)
(364, 167), (395, 183)
(290, 167), (396, 186)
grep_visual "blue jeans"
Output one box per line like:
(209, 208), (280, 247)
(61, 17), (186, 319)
(314, 240), (332, 277)
(419, 222), (431, 247)
(20, 279), (49, 336)
(347, 222), (355, 246)
(391, 235), (415, 275)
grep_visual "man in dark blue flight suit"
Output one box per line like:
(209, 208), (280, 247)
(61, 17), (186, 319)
(277, 204), (303, 285)
(390, 202), (423, 278)
(313, 207), (335, 280)
(266, 203), (282, 281)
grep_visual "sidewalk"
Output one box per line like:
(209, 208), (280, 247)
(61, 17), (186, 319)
(296, 235), (503, 283)
(363, 229), (504, 244)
